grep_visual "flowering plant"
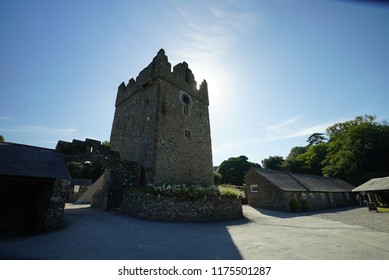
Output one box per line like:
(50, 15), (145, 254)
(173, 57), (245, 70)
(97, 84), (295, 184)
(138, 184), (243, 201)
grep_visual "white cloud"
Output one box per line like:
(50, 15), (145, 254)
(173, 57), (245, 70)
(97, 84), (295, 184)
(213, 141), (245, 157)
(169, 2), (261, 64)
(267, 115), (302, 131)
(1, 125), (77, 137)
(262, 117), (340, 142)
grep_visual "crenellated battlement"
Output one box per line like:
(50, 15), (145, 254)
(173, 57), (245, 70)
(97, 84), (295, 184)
(115, 49), (209, 107)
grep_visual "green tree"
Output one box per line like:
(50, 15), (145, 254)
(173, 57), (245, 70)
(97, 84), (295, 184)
(283, 134), (328, 175)
(294, 143), (328, 176)
(261, 155), (285, 170)
(0, 135), (4, 142)
(284, 146), (308, 173)
(66, 161), (104, 182)
(323, 115), (389, 184)
(307, 133), (327, 146)
(214, 172), (222, 185)
(218, 155), (261, 185)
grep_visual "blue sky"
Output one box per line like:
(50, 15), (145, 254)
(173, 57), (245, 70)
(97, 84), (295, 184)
(1, 0), (388, 166)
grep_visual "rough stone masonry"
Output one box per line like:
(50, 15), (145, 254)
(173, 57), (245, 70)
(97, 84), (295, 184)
(110, 49), (213, 186)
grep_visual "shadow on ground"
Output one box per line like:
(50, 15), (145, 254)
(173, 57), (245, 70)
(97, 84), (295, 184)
(0, 206), (250, 260)
(253, 206), (361, 219)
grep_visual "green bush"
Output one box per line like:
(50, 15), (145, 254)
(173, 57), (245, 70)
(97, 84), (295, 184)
(218, 184), (244, 198)
(214, 172), (222, 185)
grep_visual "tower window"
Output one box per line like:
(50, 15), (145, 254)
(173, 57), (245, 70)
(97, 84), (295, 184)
(179, 90), (193, 116)
(182, 93), (191, 105)
(143, 97), (149, 107)
(185, 129), (192, 139)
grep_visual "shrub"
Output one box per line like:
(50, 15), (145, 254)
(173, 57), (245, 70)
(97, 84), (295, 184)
(214, 172), (222, 185)
(129, 184), (243, 201)
(218, 184), (245, 198)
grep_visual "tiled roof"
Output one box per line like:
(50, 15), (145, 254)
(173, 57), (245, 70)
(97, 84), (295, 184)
(0, 142), (71, 179)
(251, 168), (354, 192)
(353, 176), (389, 192)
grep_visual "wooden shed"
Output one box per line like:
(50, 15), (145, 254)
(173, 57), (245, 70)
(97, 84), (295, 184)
(353, 176), (389, 207)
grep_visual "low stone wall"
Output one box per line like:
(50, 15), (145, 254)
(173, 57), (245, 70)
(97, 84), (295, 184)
(43, 179), (69, 231)
(120, 192), (243, 222)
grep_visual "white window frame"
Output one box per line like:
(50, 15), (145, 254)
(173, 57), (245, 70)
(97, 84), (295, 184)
(250, 185), (259, 192)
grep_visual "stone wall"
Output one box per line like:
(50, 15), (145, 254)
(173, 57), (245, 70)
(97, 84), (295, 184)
(120, 192), (243, 222)
(245, 170), (290, 211)
(154, 78), (213, 185)
(43, 179), (69, 231)
(110, 83), (158, 186)
(56, 138), (139, 209)
(328, 192), (353, 208)
(300, 192), (330, 210)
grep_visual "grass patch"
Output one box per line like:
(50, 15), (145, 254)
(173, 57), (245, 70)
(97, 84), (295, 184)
(378, 207), (389, 213)
(128, 184), (244, 201)
(218, 184), (244, 198)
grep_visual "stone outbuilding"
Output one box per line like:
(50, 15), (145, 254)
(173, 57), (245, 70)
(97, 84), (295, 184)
(0, 142), (71, 233)
(245, 168), (355, 211)
(353, 176), (389, 207)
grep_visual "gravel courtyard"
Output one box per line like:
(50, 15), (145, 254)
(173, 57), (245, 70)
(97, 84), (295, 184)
(310, 206), (389, 234)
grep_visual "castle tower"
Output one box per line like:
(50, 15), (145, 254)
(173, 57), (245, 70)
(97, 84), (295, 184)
(110, 49), (213, 186)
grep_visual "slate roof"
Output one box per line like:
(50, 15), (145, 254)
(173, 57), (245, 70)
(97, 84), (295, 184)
(253, 168), (307, 192)
(353, 177), (389, 192)
(291, 173), (355, 192)
(251, 168), (355, 193)
(0, 142), (71, 179)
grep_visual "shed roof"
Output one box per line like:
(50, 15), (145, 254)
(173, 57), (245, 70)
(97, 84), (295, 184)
(353, 177), (389, 192)
(252, 168), (307, 192)
(0, 142), (71, 179)
(291, 173), (355, 192)
(250, 168), (354, 192)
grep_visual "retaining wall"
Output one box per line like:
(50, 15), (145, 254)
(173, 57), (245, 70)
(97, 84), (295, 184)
(120, 192), (243, 222)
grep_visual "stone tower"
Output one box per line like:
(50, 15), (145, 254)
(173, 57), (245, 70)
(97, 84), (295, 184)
(110, 49), (213, 186)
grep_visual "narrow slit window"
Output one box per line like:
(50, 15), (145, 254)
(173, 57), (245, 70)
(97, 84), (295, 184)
(143, 97), (149, 107)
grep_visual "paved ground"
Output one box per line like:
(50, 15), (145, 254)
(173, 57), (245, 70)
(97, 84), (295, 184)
(1, 204), (389, 260)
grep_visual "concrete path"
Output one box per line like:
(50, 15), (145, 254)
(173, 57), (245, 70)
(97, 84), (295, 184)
(1, 204), (389, 260)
